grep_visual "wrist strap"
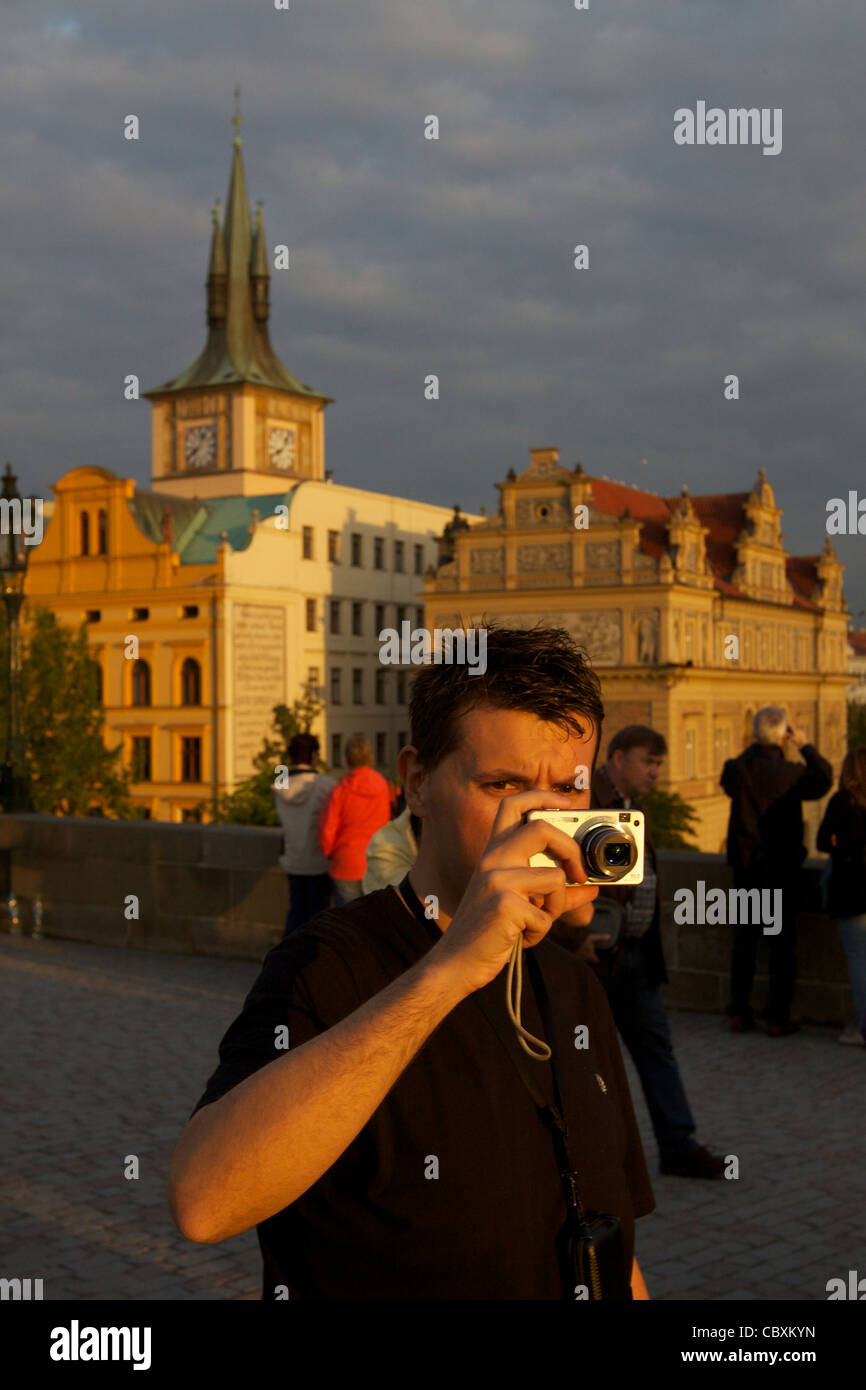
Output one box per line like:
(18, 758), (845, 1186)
(396, 874), (587, 1223)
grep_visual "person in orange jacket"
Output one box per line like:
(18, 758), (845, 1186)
(318, 734), (392, 906)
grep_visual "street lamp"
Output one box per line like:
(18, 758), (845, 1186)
(0, 462), (33, 811)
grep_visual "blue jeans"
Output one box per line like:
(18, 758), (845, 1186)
(331, 878), (364, 907)
(598, 937), (697, 1160)
(837, 914), (866, 1037)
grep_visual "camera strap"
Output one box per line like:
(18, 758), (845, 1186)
(396, 874), (588, 1229)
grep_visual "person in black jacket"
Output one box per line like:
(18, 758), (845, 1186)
(721, 707), (833, 1036)
(817, 747), (866, 1046)
(555, 726), (727, 1180)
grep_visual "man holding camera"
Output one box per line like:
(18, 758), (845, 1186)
(168, 627), (654, 1300)
(562, 726), (726, 1180)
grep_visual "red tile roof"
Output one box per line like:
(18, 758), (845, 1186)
(583, 475), (822, 606)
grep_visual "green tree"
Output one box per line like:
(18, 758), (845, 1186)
(0, 606), (132, 816)
(640, 785), (700, 851)
(205, 689), (326, 825)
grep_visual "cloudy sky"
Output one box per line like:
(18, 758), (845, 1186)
(3, 0), (866, 616)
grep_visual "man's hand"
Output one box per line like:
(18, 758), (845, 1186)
(428, 790), (599, 999)
(786, 725), (808, 749)
(575, 932), (612, 965)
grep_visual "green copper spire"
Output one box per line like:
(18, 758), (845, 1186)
(144, 99), (330, 401)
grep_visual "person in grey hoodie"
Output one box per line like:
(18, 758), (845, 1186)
(274, 734), (337, 937)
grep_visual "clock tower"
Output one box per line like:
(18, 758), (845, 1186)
(144, 98), (332, 498)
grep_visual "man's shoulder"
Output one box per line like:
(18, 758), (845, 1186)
(290, 885), (402, 944)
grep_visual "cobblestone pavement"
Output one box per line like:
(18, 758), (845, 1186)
(1, 934), (863, 1302)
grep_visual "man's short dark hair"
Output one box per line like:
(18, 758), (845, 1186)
(606, 725), (667, 760)
(288, 733), (320, 765)
(409, 623), (604, 775)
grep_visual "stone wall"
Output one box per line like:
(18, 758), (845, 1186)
(0, 816), (855, 1024)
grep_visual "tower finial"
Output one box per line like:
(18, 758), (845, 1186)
(233, 84), (242, 147)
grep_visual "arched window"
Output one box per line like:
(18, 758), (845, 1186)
(131, 659), (151, 707)
(97, 509), (107, 555)
(80, 511), (90, 555)
(181, 657), (201, 706)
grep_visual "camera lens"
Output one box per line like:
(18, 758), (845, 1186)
(604, 843), (631, 866)
(578, 823), (637, 881)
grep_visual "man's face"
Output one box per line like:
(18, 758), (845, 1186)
(611, 745), (664, 799)
(404, 704), (598, 908)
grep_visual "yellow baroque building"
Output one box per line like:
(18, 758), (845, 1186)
(24, 116), (472, 821)
(423, 448), (849, 853)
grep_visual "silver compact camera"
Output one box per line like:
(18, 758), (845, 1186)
(523, 809), (645, 886)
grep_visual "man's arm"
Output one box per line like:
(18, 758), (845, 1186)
(168, 952), (465, 1244)
(795, 744), (834, 800)
(317, 785), (340, 858)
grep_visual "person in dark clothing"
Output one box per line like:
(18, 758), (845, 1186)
(556, 726), (726, 1180)
(721, 707), (833, 1035)
(817, 746), (866, 1046)
(168, 626), (655, 1300)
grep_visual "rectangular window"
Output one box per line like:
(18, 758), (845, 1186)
(329, 600), (341, 635)
(307, 666), (320, 689)
(684, 729), (695, 780)
(396, 605), (407, 628)
(305, 598), (316, 632)
(182, 605), (198, 619)
(331, 669), (342, 704)
(398, 730), (407, 751)
(328, 530), (339, 563)
(376, 732), (386, 765)
(374, 537), (384, 570)
(132, 607), (149, 622)
(352, 602), (363, 636)
(376, 669), (386, 704)
(415, 607), (423, 628)
(86, 610), (101, 623)
(302, 526), (313, 559)
(131, 736), (151, 782)
(352, 669), (363, 705)
(351, 533), (362, 567)
(181, 736), (202, 783)
(414, 544), (424, 575)
(397, 671), (407, 704)
(375, 603), (386, 634)
(394, 540), (405, 572)
(684, 623), (694, 662)
(331, 733), (342, 768)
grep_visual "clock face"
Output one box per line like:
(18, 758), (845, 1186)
(184, 423), (216, 470)
(269, 427), (296, 471)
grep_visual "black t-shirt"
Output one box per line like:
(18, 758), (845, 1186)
(191, 885), (656, 1300)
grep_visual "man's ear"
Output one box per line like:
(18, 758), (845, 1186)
(398, 745), (426, 817)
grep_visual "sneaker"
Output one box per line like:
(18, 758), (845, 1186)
(766, 1022), (801, 1037)
(837, 1024), (865, 1046)
(659, 1144), (727, 1179)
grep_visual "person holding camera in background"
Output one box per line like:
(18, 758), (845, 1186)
(168, 627), (654, 1300)
(721, 708), (833, 1036)
(557, 726), (726, 1180)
